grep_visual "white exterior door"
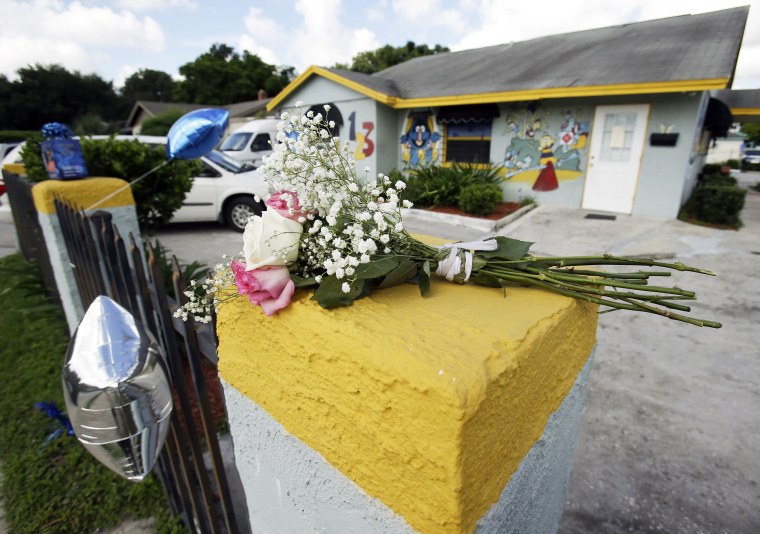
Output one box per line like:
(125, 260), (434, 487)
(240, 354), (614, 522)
(582, 104), (650, 214)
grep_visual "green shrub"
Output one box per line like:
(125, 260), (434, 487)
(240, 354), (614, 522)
(458, 183), (503, 216)
(408, 165), (461, 206)
(701, 173), (738, 187)
(691, 184), (746, 226)
(20, 135), (201, 232)
(405, 162), (504, 208)
(701, 163), (722, 175)
(140, 109), (186, 136)
(725, 159), (740, 169)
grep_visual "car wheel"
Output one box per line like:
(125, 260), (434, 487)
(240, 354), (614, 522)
(225, 196), (263, 232)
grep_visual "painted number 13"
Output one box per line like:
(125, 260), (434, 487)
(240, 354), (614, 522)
(348, 111), (375, 160)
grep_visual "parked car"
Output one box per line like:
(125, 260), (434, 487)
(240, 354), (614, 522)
(0, 136), (269, 232)
(741, 148), (760, 170)
(0, 142), (20, 161)
(219, 118), (280, 167)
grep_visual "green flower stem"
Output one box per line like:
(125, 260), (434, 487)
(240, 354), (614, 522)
(528, 255), (716, 276)
(551, 269), (672, 279)
(521, 266), (696, 296)
(618, 297), (722, 328)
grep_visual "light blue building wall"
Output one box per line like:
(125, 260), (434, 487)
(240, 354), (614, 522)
(276, 76), (710, 219)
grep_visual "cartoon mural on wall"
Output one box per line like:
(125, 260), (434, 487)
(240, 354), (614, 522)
(502, 104), (589, 192)
(400, 111), (441, 167)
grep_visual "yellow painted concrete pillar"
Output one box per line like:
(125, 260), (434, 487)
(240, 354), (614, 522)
(31, 177), (140, 333)
(218, 280), (598, 533)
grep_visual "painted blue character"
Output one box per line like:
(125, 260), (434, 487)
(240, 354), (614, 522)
(400, 115), (441, 167)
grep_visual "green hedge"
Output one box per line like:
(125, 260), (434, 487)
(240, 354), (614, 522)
(701, 173), (738, 187)
(0, 255), (184, 534)
(690, 184), (746, 227)
(458, 183), (503, 216)
(400, 162), (504, 214)
(20, 135), (200, 232)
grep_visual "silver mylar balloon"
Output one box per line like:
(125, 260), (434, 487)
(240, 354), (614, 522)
(62, 296), (173, 482)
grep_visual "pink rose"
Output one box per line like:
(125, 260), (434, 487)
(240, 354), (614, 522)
(231, 261), (295, 316)
(266, 191), (308, 221)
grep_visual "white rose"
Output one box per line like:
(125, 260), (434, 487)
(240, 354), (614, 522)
(243, 209), (303, 270)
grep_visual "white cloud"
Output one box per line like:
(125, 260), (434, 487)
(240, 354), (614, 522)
(0, 0), (166, 77)
(115, 0), (198, 12)
(243, 6), (284, 42)
(390, 0), (464, 32)
(113, 64), (137, 89)
(239, 35), (280, 66)
(288, 0), (380, 70)
(237, 6), (284, 65)
(0, 35), (92, 78)
(450, 0), (760, 88)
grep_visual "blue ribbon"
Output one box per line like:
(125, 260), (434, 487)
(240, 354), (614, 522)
(35, 401), (74, 442)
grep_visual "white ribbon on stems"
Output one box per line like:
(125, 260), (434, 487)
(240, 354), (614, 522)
(435, 239), (498, 282)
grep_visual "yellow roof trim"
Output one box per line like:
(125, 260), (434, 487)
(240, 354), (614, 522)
(731, 107), (760, 116)
(394, 78), (730, 108)
(268, 69), (729, 112)
(267, 66), (398, 111)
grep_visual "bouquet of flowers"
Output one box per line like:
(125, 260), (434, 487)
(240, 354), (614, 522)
(177, 103), (720, 329)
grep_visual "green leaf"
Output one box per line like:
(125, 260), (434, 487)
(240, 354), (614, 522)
(471, 256), (488, 272)
(353, 255), (399, 279)
(312, 276), (367, 309)
(378, 259), (419, 289)
(419, 260), (431, 296)
(291, 274), (318, 288)
(478, 236), (533, 260)
(471, 272), (502, 288)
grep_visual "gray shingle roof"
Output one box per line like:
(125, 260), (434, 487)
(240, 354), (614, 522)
(324, 68), (401, 97)
(369, 6), (748, 99)
(712, 89), (760, 109)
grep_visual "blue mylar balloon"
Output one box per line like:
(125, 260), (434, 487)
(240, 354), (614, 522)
(166, 108), (229, 160)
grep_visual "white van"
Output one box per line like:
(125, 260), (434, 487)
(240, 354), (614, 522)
(219, 119), (280, 168)
(1, 136), (268, 232)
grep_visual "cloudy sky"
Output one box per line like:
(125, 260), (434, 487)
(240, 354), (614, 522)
(1, 0), (759, 90)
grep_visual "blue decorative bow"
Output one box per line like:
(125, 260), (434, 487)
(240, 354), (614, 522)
(41, 122), (73, 140)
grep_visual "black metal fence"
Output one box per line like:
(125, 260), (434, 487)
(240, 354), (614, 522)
(53, 197), (242, 533)
(4, 171), (244, 533)
(2, 170), (60, 306)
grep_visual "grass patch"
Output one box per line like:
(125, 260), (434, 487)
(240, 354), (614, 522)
(0, 254), (185, 534)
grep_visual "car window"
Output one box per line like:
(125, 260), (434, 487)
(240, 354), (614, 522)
(205, 149), (253, 173)
(220, 133), (252, 151)
(745, 149), (760, 156)
(250, 133), (272, 152)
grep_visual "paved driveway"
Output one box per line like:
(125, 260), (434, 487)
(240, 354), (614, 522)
(1, 173), (759, 533)
(151, 179), (760, 534)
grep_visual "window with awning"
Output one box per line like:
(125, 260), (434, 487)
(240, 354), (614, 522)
(436, 104), (500, 164)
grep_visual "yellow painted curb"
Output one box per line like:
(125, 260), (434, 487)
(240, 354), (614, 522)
(31, 177), (135, 214)
(218, 281), (597, 533)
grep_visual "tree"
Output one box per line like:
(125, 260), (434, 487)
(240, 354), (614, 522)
(336, 41), (450, 75)
(1, 64), (122, 130)
(741, 123), (760, 145)
(140, 109), (185, 136)
(121, 68), (176, 103)
(175, 44), (295, 104)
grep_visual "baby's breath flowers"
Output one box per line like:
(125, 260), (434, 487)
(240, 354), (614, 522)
(176, 103), (721, 328)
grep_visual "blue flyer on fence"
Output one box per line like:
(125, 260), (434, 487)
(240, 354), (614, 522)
(41, 139), (88, 180)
